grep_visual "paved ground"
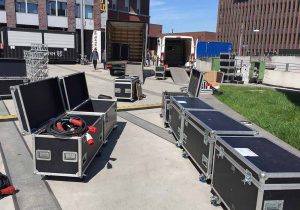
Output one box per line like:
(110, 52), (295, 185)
(1, 64), (298, 210)
(0, 64), (220, 210)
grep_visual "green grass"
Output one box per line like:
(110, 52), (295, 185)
(215, 85), (300, 150)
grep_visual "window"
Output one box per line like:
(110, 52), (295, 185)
(16, 0), (26, 13)
(85, 5), (93, 19)
(27, 0), (38, 14)
(47, 0), (56, 15)
(75, 3), (80, 18)
(0, 0), (5, 10)
(124, 0), (129, 11)
(112, 0), (116, 10)
(58, 1), (67, 16)
(136, 0), (140, 14)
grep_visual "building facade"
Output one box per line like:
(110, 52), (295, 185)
(217, 0), (300, 56)
(162, 32), (217, 45)
(0, 0), (149, 57)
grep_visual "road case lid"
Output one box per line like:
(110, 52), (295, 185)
(0, 59), (27, 77)
(187, 69), (203, 97)
(187, 110), (256, 134)
(218, 136), (300, 174)
(61, 72), (89, 110)
(171, 96), (214, 110)
(12, 77), (65, 133)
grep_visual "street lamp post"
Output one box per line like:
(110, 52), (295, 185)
(80, 0), (85, 64)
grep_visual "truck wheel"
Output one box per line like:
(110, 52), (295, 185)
(110, 69), (115, 76)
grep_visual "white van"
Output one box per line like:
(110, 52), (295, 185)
(157, 36), (195, 68)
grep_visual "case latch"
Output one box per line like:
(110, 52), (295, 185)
(166, 104), (171, 110)
(184, 118), (188, 127)
(242, 170), (253, 185)
(115, 88), (121, 93)
(203, 134), (209, 146)
(202, 154), (208, 168)
(177, 127), (181, 134)
(217, 146), (225, 159)
(182, 133), (187, 144)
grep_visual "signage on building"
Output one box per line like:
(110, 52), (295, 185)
(100, 0), (106, 13)
(92, 30), (102, 58)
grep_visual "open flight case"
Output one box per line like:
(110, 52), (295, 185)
(211, 136), (300, 210)
(0, 59), (29, 97)
(161, 69), (204, 127)
(11, 73), (117, 178)
(60, 72), (117, 142)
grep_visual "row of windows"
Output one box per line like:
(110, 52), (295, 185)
(0, 0), (93, 19)
(47, 1), (93, 19)
(0, 0), (143, 15)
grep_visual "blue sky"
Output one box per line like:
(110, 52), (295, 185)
(150, 0), (219, 33)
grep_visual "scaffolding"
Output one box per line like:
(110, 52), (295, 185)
(24, 44), (49, 82)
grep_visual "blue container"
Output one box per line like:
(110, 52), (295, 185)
(197, 42), (233, 58)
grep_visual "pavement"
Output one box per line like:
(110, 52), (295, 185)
(0, 64), (298, 210)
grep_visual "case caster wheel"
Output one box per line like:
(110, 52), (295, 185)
(160, 113), (163, 118)
(176, 142), (181, 148)
(199, 174), (207, 183)
(113, 124), (118, 130)
(210, 195), (221, 206)
(182, 151), (189, 159)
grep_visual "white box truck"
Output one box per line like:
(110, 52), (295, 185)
(157, 36), (195, 69)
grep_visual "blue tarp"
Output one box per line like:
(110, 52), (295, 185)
(197, 42), (232, 58)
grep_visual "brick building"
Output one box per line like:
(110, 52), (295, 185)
(162, 31), (217, 45)
(148, 23), (162, 50)
(0, 0), (149, 57)
(217, 0), (300, 56)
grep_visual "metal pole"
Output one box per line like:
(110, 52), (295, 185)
(80, 0), (85, 63)
(104, 0), (108, 63)
(238, 23), (244, 56)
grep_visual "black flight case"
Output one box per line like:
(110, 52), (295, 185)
(11, 77), (104, 178)
(0, 59), (29, 97)
(211, 136), (300, 210)
(181, 110), (258, 181)
(161, 68), (204, 127)
(60, 72), (117, 142)
(168, 96), (214, 142)
(155, 66), (166, 79)
(114, 75), (140, 101)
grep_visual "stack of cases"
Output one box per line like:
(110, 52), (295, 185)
(220, 53), (235, 83)
(60, 72), (117, 142)
(11, 72), (117, 179)
(0, 59), (29, 97)
(212, 136), (300, 210)
(155, 66), (166, 79)
(114, 75), (140, 101)
(161, 69), (204, 127)
(181, 109), (257, 181)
